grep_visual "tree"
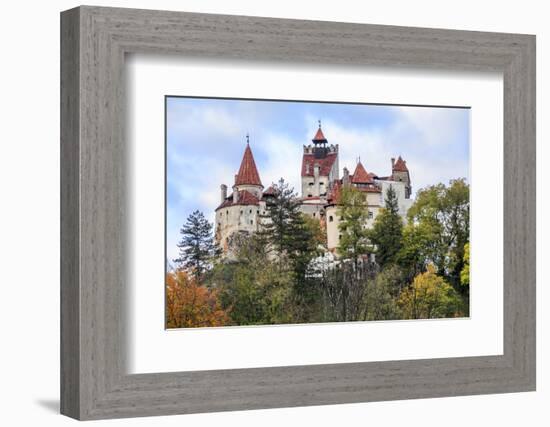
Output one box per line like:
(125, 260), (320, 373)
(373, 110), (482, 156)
(174, 210), (217, 281)
(368, 185), (403, 268)
(259, 179), (323, 314)
(403, 179), (469, 289)
(397, 264), (463, 319)
(337, 186), (370, 264)
(363, 266), (403, 321)
(397, 220), (445, 281)
(460, 242), (470, 287)
(259, 179), (302, 258)
(318, 260), (377, 322)
(209, 233), (294, 326)
(165, 270), (230, 328)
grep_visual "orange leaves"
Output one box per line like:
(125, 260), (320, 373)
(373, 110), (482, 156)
(166, 270), (230, 328)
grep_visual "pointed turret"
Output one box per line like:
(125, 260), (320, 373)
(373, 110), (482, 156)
(312, 120), (329, 159)
(312, 127), (327, 143)
(391, 155), (411, 198)
(392, 155), (408, 172)
(351, 161), (374, 184)
(235, 138), (262, 187)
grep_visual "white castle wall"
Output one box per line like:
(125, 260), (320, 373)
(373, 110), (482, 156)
(215, 200), (266, 252)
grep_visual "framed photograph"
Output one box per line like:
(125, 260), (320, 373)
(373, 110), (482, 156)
(61, 6), (536, 420)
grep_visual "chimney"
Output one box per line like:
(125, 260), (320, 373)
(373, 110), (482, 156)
(391, 157), (395, 169)
(220, 184), (227, 203)
(343, 167), (350, 185)
(233, 190), (239, 203)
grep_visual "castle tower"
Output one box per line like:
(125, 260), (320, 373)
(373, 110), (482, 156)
(215, 136), (264, 253)
(301, 121), (339, 200)
(391, 156), (412, 198)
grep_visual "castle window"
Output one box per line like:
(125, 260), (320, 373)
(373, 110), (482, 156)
(250, 220), (253, 225)
(368, 211), (374, 219)
(240, 210), (243, 215)
(226, 210), (228, 215)
(308, 182), (314, 186)
(313, 213), (316, 217)
(249, 209), (252, 214)
(329, 215), (333, 222)
(308, 194), (312, 198)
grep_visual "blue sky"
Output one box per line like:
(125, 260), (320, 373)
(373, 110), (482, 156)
(166, 97), (470, 263)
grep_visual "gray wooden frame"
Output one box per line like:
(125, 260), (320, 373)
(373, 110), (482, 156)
(60, 5), (536, 420)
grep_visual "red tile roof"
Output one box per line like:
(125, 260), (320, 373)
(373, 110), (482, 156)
(393, 156), (408, 172)
(312, 127), (327, 142)
(351, 161), (374, 184)
(301, 152), (338, 177)
(235, 144), (262, 186)
(216, 190), (260, 210)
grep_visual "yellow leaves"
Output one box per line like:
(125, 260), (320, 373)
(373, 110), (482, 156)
(398, 264), (463, 319)
(165, 270), (230, 328)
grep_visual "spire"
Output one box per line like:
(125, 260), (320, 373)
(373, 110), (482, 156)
(312, 120), (327, 143)
(235, 138), (262, 187)
(392, 155), (408, 172)
(351, 160), (373, 184)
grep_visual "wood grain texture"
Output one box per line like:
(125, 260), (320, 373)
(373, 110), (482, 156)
(60, 6), (536, 420)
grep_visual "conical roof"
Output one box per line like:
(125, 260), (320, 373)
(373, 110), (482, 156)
(351, 161), (373, 184)
(312, 127), (327, 142)
(235, 143), (262, 186)
(393, 156), (408, 172)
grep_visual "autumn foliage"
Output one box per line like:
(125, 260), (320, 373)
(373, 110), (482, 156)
(166, 270), (230, 328)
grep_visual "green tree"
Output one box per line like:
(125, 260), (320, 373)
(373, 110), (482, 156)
(174, 210), (218, 281)
(398, 264), (463, 319)
(403, 179), (469, 288)
(209, 233), (294, 325)
(259, 179), (302, 258)
(259, 179), (323, 316)
(337, 186), (370, 264)
(397, 220), (445, 281)
(368, 185), (403, 268)
(363, 266), (403, 321)
(460, 242), (470, 287)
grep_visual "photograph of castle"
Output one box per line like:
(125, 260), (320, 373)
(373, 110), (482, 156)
(165, 97), (470, 329)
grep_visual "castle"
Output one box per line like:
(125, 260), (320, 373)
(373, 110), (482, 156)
(215, 123), (412, 255)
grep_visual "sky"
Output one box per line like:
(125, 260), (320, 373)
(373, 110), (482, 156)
(166, 96), (470, 263)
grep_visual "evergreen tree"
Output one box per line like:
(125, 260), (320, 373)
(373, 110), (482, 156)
(259, 179), (323, 319)
(337, 186), (370, 264)
(368, 185), (403, 268)
(174, 210), (217, 281)
(259, 179), (318, 268)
